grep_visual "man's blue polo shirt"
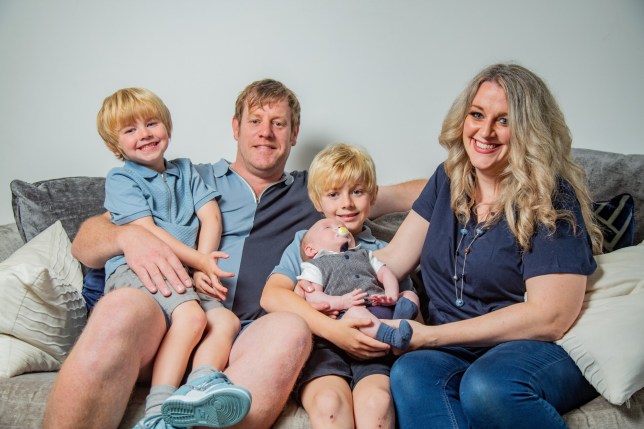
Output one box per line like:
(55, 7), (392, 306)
(193, 159), (321, 320)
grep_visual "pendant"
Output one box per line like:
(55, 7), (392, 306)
(455, 298), (464, 307)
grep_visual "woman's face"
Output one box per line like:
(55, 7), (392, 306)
(462, 81), (511, 179)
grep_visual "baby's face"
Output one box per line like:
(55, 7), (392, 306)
(308, 218), (356, 253)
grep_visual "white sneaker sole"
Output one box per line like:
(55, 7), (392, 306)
(162, 386), (251, 428)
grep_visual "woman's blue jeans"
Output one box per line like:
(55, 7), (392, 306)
(390, 340), (598, 429)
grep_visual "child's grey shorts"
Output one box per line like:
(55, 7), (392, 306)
(105, 264), (223, 327)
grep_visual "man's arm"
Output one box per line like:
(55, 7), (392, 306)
(371, 179), (427, 218)
(262, 273), (390, 359)
(72, 212), (192, 296)
(71, 212), (122, 268)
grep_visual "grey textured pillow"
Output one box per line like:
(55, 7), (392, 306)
(11, 177), (106, 243)
(572, 148), (644, 244)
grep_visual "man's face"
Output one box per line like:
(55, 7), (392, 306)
(232, 99), (299, 181)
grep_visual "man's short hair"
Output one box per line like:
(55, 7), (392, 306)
(234, 79), (301, 130)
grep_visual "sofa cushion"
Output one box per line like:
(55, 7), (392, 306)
(572, 148), (644, 244)
(11, 176), (106, 243)
(557, 241), (644, 405)
(0, 223), (23, 263)
(0, 221), (87, 378)
(593, 193), (635, 253)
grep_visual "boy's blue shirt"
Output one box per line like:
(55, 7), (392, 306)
(104, 158), (218, 280)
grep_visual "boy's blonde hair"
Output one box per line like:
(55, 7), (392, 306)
(97, 88), (173, 160)
(307, 143), (378, 210)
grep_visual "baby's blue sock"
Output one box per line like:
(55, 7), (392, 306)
(393, 297), (418, 320)
(375, 320), (412, 350)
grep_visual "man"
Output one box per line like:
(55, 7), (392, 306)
(44, 79), (424, 429)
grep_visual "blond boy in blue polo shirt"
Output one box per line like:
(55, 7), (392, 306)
(98, 88), (251, 429)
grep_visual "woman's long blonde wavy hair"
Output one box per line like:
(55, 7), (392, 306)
(439, 63), (603, 254)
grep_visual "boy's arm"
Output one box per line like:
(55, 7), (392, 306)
(370, 179), (427, 218)
(72, 212), (191, 296)
(193, 200), (233, 299)
(130, 214), (231, 301)
(195, 200), (222, 253)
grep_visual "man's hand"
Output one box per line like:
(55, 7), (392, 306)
(121, 226), (192, 296)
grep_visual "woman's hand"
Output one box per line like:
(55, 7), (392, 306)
(382, 319), (428, 354)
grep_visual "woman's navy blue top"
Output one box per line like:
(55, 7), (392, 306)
(412, 164), (596, 326)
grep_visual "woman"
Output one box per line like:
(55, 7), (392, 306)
(376, 63), (603, 429)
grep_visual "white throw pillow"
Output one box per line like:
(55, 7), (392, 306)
(557, 241), (644, 405)
(0, 221), (87, 378)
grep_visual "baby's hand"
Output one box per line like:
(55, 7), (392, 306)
(341, 289), (368, 309)
(368, 294), (397, 306)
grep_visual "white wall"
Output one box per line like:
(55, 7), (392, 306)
(1, 0), (643, 226)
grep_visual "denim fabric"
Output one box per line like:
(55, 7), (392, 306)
(390, 340), (598, 429)
(82, 267), (105, 312)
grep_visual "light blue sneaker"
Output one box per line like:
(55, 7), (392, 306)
(133, 413), (178, 429)
(161, 372), (252, 428)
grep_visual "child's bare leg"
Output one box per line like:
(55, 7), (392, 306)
(153, 300), (206, 386)
(301, 375), (354, 429)
(353, 374), (395, 429)
(136, 300), (206, 427)
(162, 305), (251, 428)
(344, 305), (381, 338)
(192, 307), (241, 371)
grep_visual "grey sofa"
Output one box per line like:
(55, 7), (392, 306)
(1, 148), (643, 428)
